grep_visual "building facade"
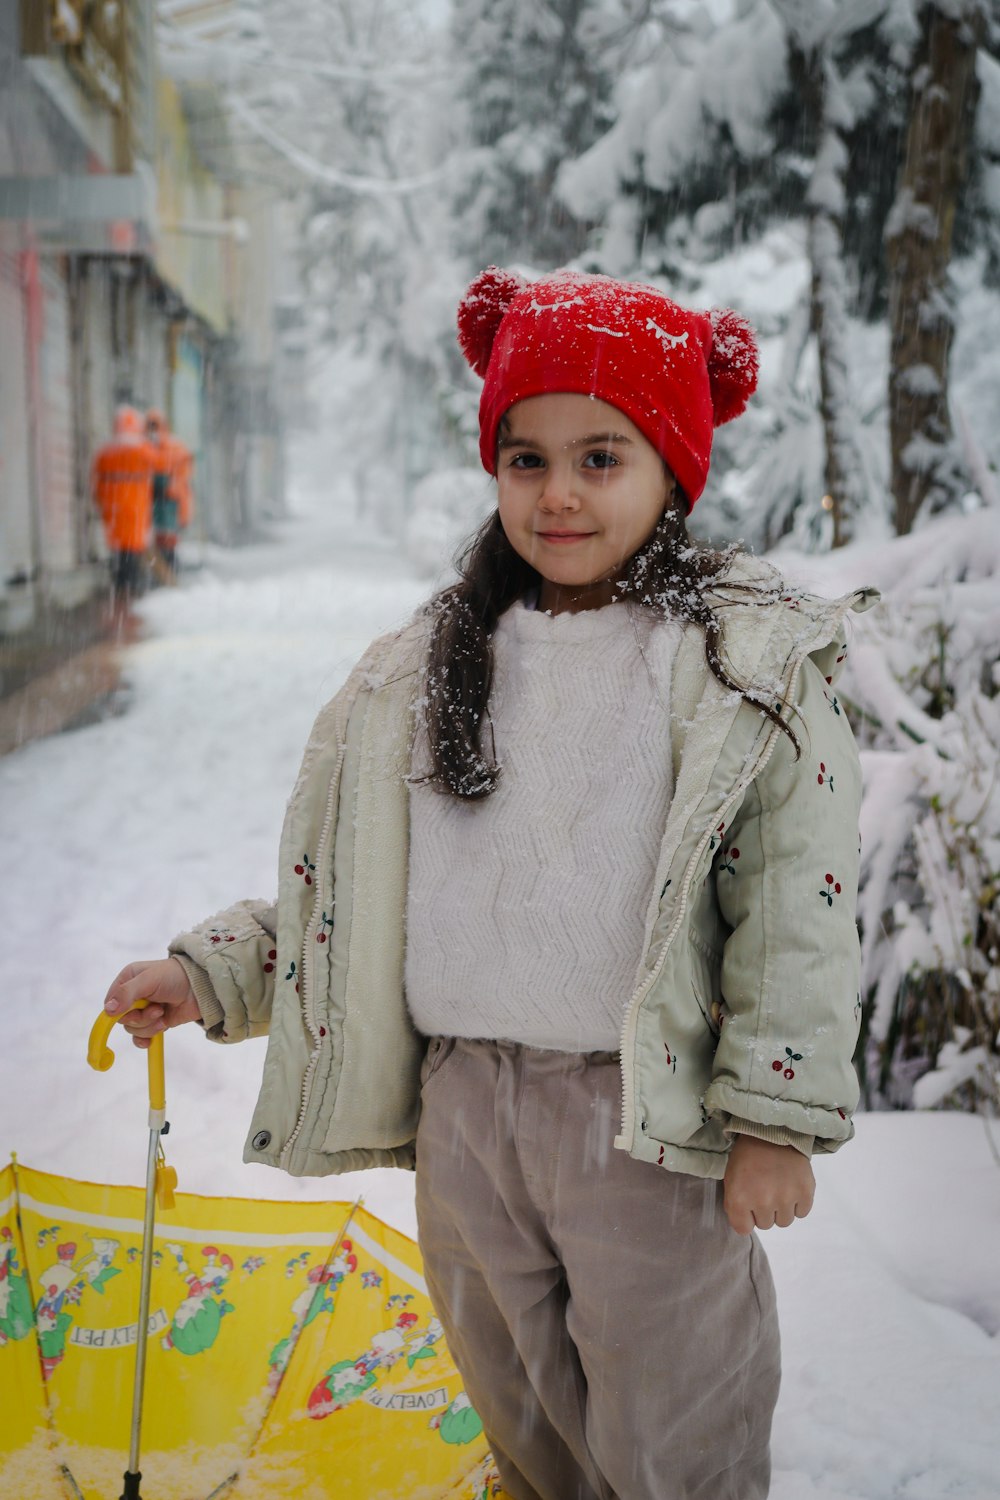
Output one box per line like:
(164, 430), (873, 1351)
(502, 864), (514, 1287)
(0, 0), (287, 645)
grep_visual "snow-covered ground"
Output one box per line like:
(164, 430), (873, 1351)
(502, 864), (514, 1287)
(2, 482), (998, 1498)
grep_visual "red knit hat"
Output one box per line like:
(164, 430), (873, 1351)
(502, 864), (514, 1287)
(457, 266), (759, 509)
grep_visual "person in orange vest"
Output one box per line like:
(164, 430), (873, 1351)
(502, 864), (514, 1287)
(90, 405), (155, 603)
(146, 410), (194, 580)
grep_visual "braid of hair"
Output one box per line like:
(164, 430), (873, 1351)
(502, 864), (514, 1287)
(421, 513), (534, 798)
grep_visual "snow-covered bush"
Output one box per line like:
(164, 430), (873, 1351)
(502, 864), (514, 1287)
(785, 509), (1000, 1115)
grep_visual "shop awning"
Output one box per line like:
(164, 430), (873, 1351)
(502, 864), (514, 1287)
(0, 173), (157, 253)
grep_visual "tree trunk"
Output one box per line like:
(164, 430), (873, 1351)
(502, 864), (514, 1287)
(886, 3), (980, 535)
(804, 55), (864, 549)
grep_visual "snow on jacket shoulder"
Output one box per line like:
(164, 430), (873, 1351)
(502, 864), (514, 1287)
(170, 569), (878, 1181)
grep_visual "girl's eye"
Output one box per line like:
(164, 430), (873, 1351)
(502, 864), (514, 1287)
(509, 452), (543, 470)
(584, 450), (620, 470)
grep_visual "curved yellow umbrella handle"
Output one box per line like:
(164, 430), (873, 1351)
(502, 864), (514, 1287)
(87, 999), (166, 1115)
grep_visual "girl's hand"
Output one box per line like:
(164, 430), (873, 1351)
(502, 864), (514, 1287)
(103, 958), (202, 1049)
(723, 1135), (815, 1235)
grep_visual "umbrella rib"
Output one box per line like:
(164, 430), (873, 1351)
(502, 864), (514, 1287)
(57, 1464), (85, 1499)
(209, 1197), (363, 1496)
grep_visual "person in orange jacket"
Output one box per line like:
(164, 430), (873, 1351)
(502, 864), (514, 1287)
(91, 406), (155, 602)
(146, 409), (194, 579)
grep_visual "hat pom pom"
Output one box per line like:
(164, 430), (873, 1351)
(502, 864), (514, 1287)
(707, 309), (759, 427)
(457, 266), (526, 377)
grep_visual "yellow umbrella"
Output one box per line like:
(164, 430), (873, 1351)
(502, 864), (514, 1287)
(0, 1008), (505, 1500)
(0, 1161), (503, 1498)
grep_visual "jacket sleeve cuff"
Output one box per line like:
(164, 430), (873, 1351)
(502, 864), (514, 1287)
(171, 955), (226, 1039)
(725, 1117), (815, 1158)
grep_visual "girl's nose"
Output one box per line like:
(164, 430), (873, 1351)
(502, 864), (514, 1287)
(538, 468), (580, 512)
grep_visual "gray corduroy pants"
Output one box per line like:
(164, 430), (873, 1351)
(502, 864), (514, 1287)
(414, 1038), (781, 1500)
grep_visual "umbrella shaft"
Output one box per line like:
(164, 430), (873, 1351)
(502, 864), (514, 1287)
(128, 1127), (161, 1476)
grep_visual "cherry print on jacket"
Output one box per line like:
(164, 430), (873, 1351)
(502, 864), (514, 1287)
(817, 762), (834, 792)
(819, 874), (842, 906)
(295, 855), (316, 885)
(825, 642), (848, 685)
(772, 1047), (803, 1080)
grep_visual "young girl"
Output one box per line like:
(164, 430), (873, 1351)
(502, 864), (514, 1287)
(104, 267), (875, 1500)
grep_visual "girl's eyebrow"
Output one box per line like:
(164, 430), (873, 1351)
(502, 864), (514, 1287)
(498, 432), (634, 450)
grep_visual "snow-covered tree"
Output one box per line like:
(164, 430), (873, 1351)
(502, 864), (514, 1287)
(447, 0), (618, 268)
(556, 0), (1000, 546)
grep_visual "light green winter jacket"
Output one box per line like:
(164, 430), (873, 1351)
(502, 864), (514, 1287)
(171, 561), (878, 1182)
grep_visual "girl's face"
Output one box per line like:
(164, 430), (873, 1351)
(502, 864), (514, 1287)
(496, 393), (674, 614)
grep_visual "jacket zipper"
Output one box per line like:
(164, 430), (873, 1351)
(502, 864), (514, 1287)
(279, 740), (347, 1169)
(617, 593), (866, 1149)
(616, 752), (772, 1146)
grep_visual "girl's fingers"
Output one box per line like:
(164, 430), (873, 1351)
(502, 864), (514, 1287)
(753, 1199), (809, 1231)
(102, 960), (199, 1050)
(723, 1197), (755, 1235)
(122, 1005), (164, 1034)
(725, 1197), (803, 1232)
(104, 962), (152, 1014)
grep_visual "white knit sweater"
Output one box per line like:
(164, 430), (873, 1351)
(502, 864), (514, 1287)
(405, 600), (680, 1050)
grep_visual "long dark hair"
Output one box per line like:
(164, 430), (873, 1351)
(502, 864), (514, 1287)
(418, 497), (799, 800)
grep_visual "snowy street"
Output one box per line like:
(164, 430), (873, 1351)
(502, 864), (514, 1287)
(2, 485), (998, 1499)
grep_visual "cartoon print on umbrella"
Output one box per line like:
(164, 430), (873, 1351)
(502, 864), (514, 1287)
(0, 1227), (35, 1346)
(32, 1236), (123, 1377)
(160, 1244), (234, 1356)
(430, 1390), (485, 1446)
(307, 1305), (455, 1421)
(307, 1308), (415, 1416)
(268, 1240), (359, 1389)
(465, 1457), (504, 1498)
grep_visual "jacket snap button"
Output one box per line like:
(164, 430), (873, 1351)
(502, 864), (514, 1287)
(252, 1130), (272, 1151)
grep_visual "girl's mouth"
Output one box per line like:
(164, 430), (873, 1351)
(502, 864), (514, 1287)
(535, 531), (595, 544)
